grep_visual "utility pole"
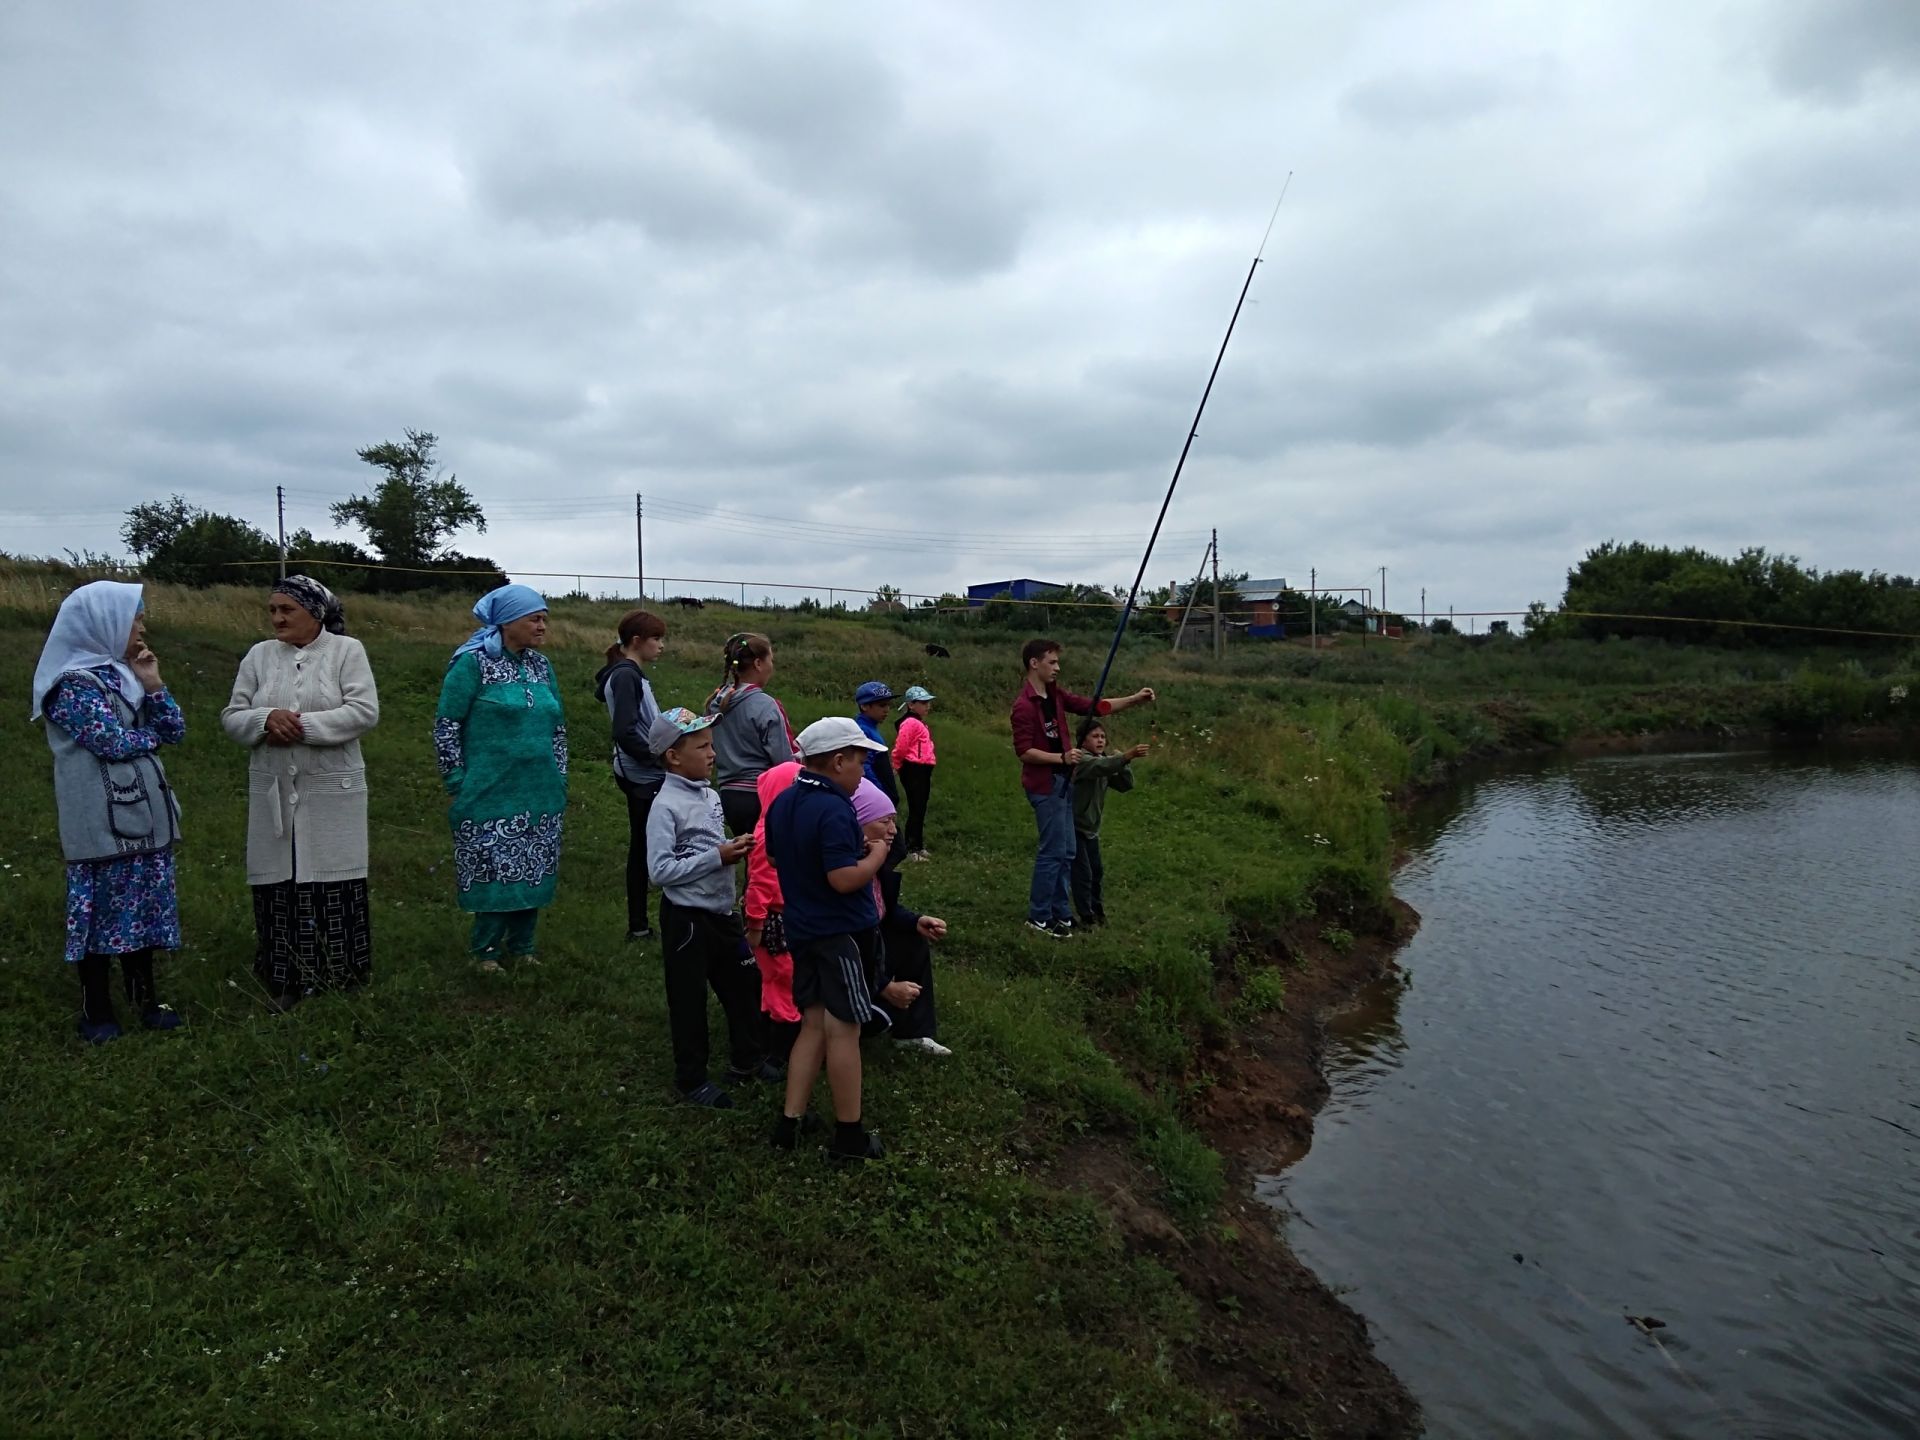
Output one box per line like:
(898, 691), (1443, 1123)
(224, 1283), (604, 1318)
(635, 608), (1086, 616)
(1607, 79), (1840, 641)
(1210, 527), (1223, 660)
(275, 485), (287, 580)
(634, 493), (644, 601)
(1421, 586), (1427, 628)
(1172, 536), (1214, 653)
(1380, 566), (1387, 628)
(1310, 566), (1317, 647)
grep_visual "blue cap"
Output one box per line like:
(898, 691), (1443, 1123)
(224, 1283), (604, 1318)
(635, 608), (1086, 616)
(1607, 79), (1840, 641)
(854, 680), (895, 705)
(647, 706), (718, 754)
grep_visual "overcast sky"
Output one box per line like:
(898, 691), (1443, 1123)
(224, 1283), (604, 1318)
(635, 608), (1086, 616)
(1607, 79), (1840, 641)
(2, 0), (1915, 617)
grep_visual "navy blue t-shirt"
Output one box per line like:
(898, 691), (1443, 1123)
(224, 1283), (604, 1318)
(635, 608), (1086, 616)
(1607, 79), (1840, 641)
(765, 770), (878, 948)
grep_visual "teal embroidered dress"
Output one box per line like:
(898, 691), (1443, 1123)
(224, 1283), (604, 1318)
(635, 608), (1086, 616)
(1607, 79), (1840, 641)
(434, 649), (569, 937)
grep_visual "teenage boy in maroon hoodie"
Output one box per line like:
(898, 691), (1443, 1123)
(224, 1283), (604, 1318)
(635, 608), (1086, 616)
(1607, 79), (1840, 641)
(1008, 638), (1153, 937)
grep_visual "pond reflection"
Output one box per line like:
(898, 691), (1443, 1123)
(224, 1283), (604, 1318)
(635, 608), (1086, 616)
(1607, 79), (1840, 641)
(1267, 747), (1920, 1440)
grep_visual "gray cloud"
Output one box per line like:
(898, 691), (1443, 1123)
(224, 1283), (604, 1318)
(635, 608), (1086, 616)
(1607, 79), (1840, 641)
(1, 0), (1916, 616)
(1769, 0), (1920, 103)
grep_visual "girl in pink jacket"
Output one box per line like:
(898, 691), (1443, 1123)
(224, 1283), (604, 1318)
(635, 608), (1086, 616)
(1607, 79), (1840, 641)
(891, 685), (938, 861)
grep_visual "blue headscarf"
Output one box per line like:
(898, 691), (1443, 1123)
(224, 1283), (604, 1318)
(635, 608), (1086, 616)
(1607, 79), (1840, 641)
(450, 583), (549, 664)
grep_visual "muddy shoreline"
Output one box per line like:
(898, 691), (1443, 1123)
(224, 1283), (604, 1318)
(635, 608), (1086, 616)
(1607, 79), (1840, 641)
(1056, 904), (1426, 1437)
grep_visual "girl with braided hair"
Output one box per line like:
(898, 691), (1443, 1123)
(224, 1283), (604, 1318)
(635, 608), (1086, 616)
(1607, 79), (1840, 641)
(703, 632), (796, 837)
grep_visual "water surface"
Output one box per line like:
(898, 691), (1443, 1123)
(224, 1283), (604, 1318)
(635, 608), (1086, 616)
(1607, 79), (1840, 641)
(1266, 748), (1920, 1439)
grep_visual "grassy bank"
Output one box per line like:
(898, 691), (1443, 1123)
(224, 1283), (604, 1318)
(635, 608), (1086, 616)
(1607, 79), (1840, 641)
(2, 568), (1913, 1435)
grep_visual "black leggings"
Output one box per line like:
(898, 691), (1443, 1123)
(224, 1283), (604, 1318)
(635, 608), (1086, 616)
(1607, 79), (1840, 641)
(79, 948), (156, 1020)
(618, 776), (664, 933)
(719, 787), (761, 837)
(899, 762), (934, 852)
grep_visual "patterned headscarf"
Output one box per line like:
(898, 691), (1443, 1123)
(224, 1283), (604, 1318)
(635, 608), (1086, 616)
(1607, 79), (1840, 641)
(451, 583), (548, 664)
(272, 574), (347, 635)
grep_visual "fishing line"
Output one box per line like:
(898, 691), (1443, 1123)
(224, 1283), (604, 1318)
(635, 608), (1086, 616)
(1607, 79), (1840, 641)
(1091, 174), (1292, 707)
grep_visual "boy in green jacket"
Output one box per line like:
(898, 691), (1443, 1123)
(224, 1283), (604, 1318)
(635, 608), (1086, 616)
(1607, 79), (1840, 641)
(1071, 717), (1148, 927)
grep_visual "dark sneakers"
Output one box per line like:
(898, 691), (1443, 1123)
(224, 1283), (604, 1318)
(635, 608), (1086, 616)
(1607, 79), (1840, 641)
(826, 1127), (886, 1164)
(626, 928), (654, 943)
(77, 1017), (122, 1045)
(727, 1058), (785, 1085)
(1026, 919), (1072, 940)
(678, 1081), (735, 1109)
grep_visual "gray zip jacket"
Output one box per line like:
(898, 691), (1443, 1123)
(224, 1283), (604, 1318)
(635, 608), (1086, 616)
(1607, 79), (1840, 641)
(705, 686), (795, 790)
(645, 772), (736, 912)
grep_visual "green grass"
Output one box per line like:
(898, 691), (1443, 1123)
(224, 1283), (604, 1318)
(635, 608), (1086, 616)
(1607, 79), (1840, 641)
(2, 569), (1911, 1435)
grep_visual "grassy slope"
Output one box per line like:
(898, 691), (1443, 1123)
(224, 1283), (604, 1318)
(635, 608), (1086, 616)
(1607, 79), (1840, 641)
(1, 572), (1912, 1436)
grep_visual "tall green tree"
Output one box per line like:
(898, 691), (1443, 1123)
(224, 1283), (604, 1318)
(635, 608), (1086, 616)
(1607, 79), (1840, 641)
(121, 495), (276, 586)
(121, 495), (200, 560)
(332, 430), (486, 569)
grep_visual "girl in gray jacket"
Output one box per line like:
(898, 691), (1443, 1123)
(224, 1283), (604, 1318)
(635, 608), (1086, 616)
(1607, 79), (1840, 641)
(703, 632), (797, 837)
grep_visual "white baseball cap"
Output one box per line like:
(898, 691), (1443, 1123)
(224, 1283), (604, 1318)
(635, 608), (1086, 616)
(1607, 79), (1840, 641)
(794, 715), (887, 757)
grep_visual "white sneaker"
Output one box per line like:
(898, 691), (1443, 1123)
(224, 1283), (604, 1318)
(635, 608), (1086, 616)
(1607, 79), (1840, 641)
(894, 1036), (952, 1056)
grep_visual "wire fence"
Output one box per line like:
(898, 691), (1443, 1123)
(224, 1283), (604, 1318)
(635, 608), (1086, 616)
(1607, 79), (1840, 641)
(199, 558), (1920, 643)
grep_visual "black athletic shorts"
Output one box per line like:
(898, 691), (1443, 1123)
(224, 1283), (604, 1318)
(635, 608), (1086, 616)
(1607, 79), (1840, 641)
(791, 928), (881, 1025)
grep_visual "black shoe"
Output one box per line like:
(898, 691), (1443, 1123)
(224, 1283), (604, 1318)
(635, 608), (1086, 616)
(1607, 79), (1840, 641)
(727, 1058), (785, 1085)
(770, 1113), (823, 1151)
(626, 928), (654, 943)
(677, 1081), (735, 1109)
(1048, 919), (1075, 939)
(1025, 919), (1061, 939)
(826, 1130), (886, 1164)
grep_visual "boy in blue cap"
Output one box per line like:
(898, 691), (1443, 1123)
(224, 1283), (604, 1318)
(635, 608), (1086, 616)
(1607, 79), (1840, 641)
(852, 680), (901, 808)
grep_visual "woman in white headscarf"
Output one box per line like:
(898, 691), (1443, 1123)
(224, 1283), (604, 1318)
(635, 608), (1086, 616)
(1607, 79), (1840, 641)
(221, 575), (380, 1010)
(32, 580), (187, 1043)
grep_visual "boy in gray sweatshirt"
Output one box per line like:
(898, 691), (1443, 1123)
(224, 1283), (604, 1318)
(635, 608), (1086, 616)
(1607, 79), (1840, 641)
(645, 707), (770, 1107)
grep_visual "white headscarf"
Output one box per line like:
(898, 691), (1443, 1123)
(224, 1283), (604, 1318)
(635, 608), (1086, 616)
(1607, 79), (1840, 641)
(31, 580), (145, 721)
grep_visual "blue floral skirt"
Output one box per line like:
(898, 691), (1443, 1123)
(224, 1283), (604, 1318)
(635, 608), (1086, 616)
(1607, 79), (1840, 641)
(64, 851), (181, 964)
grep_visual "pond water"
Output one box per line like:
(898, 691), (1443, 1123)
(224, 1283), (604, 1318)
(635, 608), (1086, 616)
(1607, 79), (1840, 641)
(1264, 748), (1920, 1439)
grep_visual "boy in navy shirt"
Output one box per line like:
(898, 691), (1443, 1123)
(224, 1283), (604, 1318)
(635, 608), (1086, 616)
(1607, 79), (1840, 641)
(764, 717), (891, 1161)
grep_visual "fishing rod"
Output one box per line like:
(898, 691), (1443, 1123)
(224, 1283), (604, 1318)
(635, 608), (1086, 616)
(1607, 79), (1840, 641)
(1090, 176), (1291, 708)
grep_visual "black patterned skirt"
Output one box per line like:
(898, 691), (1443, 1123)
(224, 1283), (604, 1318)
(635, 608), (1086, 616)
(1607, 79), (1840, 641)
(252, 879), (373, 995)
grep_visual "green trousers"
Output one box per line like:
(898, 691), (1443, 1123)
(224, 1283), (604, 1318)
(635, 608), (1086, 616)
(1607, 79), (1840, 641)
(470, 909), (539, 959)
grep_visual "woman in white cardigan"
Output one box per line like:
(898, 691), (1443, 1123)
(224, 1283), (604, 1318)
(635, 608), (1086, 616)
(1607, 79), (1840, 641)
(221, 576), (380, 1009)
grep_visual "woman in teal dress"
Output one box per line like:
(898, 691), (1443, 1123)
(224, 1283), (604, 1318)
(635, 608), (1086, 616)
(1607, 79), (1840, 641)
(433, 585), (568, 971)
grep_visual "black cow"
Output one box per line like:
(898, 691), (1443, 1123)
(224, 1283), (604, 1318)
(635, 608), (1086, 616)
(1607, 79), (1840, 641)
(924, 643), (951, 659)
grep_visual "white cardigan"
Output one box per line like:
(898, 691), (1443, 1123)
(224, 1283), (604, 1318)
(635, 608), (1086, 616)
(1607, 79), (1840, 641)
(221, 631), (380, 885)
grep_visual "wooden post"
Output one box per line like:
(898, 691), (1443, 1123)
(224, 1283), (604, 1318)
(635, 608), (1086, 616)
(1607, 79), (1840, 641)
(1310, 566), (1317, 647)
(634, 493), (644, 601)
(1210, 527), (1223, 660)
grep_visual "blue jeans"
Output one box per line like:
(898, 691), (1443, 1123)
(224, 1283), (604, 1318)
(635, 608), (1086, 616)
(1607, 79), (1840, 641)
(1026, 773), (1076, 924)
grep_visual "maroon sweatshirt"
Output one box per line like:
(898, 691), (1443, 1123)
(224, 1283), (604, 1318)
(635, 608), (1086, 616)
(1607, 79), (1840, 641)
(1009, 681), (1112, 795)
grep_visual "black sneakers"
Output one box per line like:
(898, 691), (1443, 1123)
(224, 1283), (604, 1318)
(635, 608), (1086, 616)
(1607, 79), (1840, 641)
(826, 1127), (886, 1164)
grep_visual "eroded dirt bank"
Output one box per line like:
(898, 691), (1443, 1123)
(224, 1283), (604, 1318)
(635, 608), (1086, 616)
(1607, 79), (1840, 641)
(1056, 904), (1424, 1438)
